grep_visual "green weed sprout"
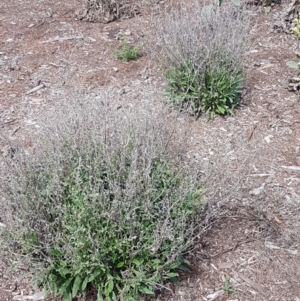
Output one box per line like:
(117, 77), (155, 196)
(115, 39), (139, 62)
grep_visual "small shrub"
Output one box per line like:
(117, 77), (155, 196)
(201, 66), (243, 119)
(164, 62), (202, 114)
(143, 1), (249, 119)
(115, 40), (139, 62)
(77, 0), (140, 23)
(165, 62), (243, 119)
(0, 95), (202, 301)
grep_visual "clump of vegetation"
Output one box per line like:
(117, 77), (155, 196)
(0, 94), (202, 301)
(144, 1), (249, 119)
(286, 18), (300, 70)
(165, 62), (243, 119)
(78, 0), (140, 23)
(115, 39), (139, 62)
(222, 275), (237, 296)
(293, 18), (300, 51)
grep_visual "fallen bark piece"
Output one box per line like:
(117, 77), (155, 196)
(12, 291), (45, 300)
(207, 290), (224, 300)
(218, 262), (233, 269)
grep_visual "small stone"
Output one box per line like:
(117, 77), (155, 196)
(264, 135), (273, 144)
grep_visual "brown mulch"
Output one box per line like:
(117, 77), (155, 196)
(1, 0), (300, 300)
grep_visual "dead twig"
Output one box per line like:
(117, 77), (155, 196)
(39, 35), (84, 44)
(25, 84), (45, 95)
(0, 118), (18, 126)
(207, 239), (255, 259)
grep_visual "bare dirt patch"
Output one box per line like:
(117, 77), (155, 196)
(1, 0), (300, 300)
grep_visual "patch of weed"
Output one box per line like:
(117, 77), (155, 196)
(115, 40), (139, 62)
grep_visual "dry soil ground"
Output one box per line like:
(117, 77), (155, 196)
(1, 0), (300, 300)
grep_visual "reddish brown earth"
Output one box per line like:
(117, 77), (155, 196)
(1, 0), (300, 300)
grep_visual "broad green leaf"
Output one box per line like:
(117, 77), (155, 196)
(181, 258), (190, 265)
(81, 277), (89, 292)
(108, 278), (114, 293)
(286, 61), (299, 69)
(166, 272), (179, 278)
(88, 270), (102, 282)
(139, 286), (155, 295)
(97, 289), (104, 301)
(264, 6), (271, 13)
(132, 259), (141, 266)
(170, 277), (180, 285)
(63, 291), (72, 301)
(116, 262), (124, 268)
(72, 275), (82, 298)
(58, 277), (73, 295)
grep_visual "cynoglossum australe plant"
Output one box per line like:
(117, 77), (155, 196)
(143, 1), (249, 118)
(164, 61), (243, 119)
(200, 64), (243, 119)
(0, 92), (202, 301)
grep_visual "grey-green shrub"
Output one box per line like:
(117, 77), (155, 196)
(144, 1), (249, 118)
(0, 93), (202, 301)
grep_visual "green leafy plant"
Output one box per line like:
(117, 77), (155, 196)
(201, 66), (243, 119)
(287, 18), (300, 71)
(144, 0), (248, 119)
(1, 96), (202, 301)
(164, 62), (243, 119)
(114, 39), (139, 62)
(164, 62), (202, 114)
(222, 275), (237, 296)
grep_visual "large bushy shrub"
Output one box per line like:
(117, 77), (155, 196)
(144, 1), (249, 118)
(0, 94), (202, 301)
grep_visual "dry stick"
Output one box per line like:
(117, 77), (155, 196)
(0, 118), (18, 126)
(208, 238), (255, 259)
(39, 35), (84, 44)
(25, 84), (45, 95)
